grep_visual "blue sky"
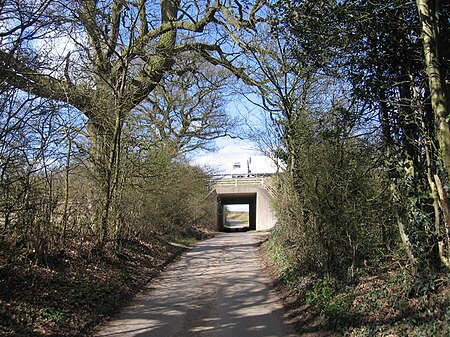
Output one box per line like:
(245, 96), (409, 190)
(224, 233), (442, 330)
(192, 95), (279, 175)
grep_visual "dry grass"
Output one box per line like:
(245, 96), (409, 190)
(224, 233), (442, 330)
(226, 211), (249, 222)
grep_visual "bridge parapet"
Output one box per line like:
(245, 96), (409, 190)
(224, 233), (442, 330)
(211, 175), (277, 197)
(213, 177), (264, 187)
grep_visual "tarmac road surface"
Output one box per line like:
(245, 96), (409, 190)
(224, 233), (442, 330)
(95, 232), (297, 337)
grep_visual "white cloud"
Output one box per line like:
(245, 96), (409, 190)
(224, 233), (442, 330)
(192, 139), (279, 175)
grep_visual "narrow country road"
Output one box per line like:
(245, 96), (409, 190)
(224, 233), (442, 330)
(95, 232), (297, 337)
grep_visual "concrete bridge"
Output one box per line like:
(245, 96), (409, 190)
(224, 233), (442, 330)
(211, 175), (277, 231)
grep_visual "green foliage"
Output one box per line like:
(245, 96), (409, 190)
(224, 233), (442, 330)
(279, 267), (301, 285)
(347, 270), (450, 337)
(274, 0), (450, 279)
(40, 308), (66, 325)
(305, 277), (353, 323)
(267, 226), (292, 269)
(270, 110), (396, 279)
(305, 277), (334, 309)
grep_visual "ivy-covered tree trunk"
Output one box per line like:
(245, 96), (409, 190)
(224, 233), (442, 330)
(416, 0), (450, 175)
(416, 0), (450, 269)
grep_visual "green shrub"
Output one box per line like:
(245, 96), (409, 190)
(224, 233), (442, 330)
(40, 308), (66, 325)
(306, 277), (353, 323)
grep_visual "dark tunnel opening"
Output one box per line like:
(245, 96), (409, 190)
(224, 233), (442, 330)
(217, 193), (257, 232)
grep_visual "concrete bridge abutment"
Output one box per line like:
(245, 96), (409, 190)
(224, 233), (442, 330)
(212, 177), (277, 231)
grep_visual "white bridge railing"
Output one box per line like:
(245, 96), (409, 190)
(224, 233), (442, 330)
(210, 174), (277, 197)
(213, 177), (265, 187)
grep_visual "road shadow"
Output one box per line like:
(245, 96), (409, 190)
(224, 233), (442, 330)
(95, 233), (296, 337)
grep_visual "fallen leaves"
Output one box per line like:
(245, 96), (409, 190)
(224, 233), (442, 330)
(0, 238), (185, 336)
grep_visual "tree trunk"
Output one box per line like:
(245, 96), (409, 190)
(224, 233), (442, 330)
(417, 0), (450, 271)
(62, 135), (71, 246)
(88, 102), (125, 246)
(416, 0), (450, 177)
(433, 174), (450, 268)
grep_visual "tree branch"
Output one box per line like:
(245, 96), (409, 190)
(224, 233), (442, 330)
(0, 50), (92, 114)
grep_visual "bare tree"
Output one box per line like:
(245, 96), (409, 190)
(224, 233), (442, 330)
(130, 58), (236, 156)
(0, 0), (267, 244)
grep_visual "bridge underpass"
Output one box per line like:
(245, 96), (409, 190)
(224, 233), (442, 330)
(217, 193), (256, 231)
(212, 177), (277, 232)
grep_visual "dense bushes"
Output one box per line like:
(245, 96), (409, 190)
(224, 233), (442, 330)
(261, 2), (450, 333)
(0, 156), (215, 260)
(0, 91), (216, 261)
(269, 111), (396, 281)
(119, 152), (216, 240)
